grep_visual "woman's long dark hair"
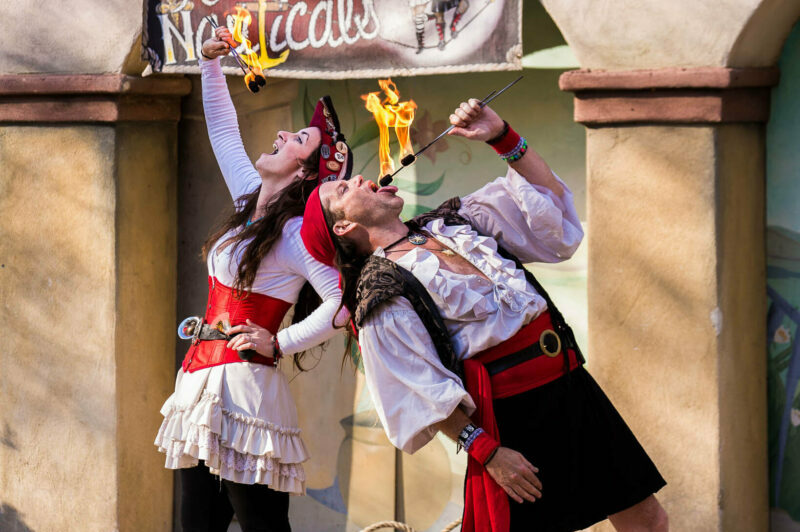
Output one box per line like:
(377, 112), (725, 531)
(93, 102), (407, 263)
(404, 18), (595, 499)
(202, 148), (321, 371)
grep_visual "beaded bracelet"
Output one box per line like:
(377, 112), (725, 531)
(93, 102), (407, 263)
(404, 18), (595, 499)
(457, 423), (482, 451)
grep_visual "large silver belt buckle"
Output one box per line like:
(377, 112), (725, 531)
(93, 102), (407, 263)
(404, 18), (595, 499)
(539, 329), (562, 358)
(178, 316), (203, 342)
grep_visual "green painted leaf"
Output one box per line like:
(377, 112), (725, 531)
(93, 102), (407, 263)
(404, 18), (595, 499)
(394, 172), (445, 196)
(348, 121), (379, 150)
(401, 203), (432, 220)
(348, 337), (364, 374)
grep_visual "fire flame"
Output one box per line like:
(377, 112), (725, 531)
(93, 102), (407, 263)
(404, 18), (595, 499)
(361, 79), (417, 178)
(229, 6), (289, 86)
(231, 7), (262, 72)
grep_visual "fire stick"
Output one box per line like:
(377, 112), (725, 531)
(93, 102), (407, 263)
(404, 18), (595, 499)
(379, 76), (524, 187)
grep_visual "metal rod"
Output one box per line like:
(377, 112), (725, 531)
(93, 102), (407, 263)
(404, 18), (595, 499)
(205, 16), (252, 76)
(379, 76), (523, 186)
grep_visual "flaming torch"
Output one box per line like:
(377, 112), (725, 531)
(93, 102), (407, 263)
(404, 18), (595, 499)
(205, 8), (288, 94)
(361, 79), (417, 180)
(375, 75), (525, 186)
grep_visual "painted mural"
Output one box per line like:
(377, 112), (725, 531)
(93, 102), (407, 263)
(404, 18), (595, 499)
(766, 19), (800, 532)
(278, 4), (586, 531)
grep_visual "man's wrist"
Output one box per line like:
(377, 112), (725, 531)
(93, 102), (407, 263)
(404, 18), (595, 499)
(486, 121), (527, 163)
(465, 430), (500, 465)
(486, 120), (510, 145)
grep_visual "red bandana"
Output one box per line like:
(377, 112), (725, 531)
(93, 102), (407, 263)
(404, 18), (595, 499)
(300, 186), (336, 267)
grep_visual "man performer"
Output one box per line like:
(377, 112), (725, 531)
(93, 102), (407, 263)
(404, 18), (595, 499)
(299, 99), (669, 531)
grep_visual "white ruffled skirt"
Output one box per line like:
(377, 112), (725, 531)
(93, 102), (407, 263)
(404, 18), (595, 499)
(155, 363), (308, 494)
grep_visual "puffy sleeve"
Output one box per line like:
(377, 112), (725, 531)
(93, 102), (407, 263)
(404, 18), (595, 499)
(201, 57), (261, 203)
(275, 220), (348, 355)
(359, 297), (476, 454)
(459, 167), (584, 263)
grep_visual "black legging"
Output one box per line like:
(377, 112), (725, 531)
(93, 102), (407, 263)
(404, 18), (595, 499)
(180, 463), (291, 532)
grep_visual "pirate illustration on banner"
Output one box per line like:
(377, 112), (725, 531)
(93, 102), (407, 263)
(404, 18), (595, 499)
(409, 0), (471, 53)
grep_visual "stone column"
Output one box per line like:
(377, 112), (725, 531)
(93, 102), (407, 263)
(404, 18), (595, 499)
(0, 74), (190, 532)
(560, 67), (775, 531)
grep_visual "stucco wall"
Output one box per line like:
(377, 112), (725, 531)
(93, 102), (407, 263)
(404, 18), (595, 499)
(583, 124), (768, 531)
(586, 126), (721, 528)
(115, 122), (178, 531)
(0, 121), (179, 532)
(541, 0), (800, 69)
(0, 1), (146, 75)
(0, 126), (118, 531)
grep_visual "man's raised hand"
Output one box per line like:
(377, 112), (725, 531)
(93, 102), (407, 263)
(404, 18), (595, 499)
(447, 99), (505, 142)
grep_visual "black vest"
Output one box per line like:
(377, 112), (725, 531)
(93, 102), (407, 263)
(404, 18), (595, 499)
(353, 198), (584, 378)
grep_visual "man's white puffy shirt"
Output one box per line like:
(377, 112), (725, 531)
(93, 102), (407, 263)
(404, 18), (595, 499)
(359, 168), (583, 454)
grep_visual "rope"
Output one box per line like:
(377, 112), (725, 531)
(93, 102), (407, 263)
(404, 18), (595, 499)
(360, 517), (462, 532)
(441, 518), (463, 532)
(360, 521), (416, 532)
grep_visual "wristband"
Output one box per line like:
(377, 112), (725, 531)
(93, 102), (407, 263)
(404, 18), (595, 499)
(466, 431), (501, 466)
(486, 120), (510, 145)
(201, 51), (215, 61)
(271, 335), (283, 361)
(486, 121), (527, 162)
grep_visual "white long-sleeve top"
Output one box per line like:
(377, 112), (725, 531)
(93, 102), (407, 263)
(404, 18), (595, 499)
(201, 57), (344, 355)
(359, 168), (583, 453)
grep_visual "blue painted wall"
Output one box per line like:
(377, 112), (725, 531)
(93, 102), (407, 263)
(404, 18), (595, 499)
(766, 18), (800, 532)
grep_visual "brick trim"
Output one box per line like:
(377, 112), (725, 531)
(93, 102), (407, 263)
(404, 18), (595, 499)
(559, 67), (780, 126)
(0, 74), (192, 123)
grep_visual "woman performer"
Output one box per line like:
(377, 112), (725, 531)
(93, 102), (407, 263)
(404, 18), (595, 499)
(154, 27), (351, 532)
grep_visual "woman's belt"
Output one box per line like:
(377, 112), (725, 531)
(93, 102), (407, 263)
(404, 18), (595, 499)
(460, 310), (582, 532)
(179, 317), (263, 363)
(179, 277), (292, 373)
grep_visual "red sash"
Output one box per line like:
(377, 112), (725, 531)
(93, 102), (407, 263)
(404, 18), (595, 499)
(461, 310), (582, 532)
(181, 277), (292, 373)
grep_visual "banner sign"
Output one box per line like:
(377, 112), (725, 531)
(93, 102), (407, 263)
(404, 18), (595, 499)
(143, 0), (521, 79)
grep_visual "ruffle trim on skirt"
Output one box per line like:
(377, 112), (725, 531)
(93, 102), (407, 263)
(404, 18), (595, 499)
(155, 391), (308, 494)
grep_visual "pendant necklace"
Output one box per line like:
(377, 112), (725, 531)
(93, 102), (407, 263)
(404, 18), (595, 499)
(384, 231), (456, 256)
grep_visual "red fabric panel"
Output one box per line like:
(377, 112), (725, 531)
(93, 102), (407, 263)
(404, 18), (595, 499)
(461, 310), (581, 532)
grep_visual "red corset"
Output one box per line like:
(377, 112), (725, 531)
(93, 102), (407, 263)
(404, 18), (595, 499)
(182, 277), (293, 373)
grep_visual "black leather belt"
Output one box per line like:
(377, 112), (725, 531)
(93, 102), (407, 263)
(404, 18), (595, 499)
(484, 329), (563, 377)
(196, 323), (230, 341)
(177, 316), (257, 361)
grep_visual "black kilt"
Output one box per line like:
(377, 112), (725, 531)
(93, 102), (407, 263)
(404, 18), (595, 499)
(491, 366), (666, 532)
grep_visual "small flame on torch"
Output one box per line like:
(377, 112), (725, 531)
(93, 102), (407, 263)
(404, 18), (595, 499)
(361, 79), (417, 179)
(227, 7), (270, 91)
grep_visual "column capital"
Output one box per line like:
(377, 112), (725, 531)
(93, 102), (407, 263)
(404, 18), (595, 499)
(0, 74), (192, 123)
(559, 67), (780, 126)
